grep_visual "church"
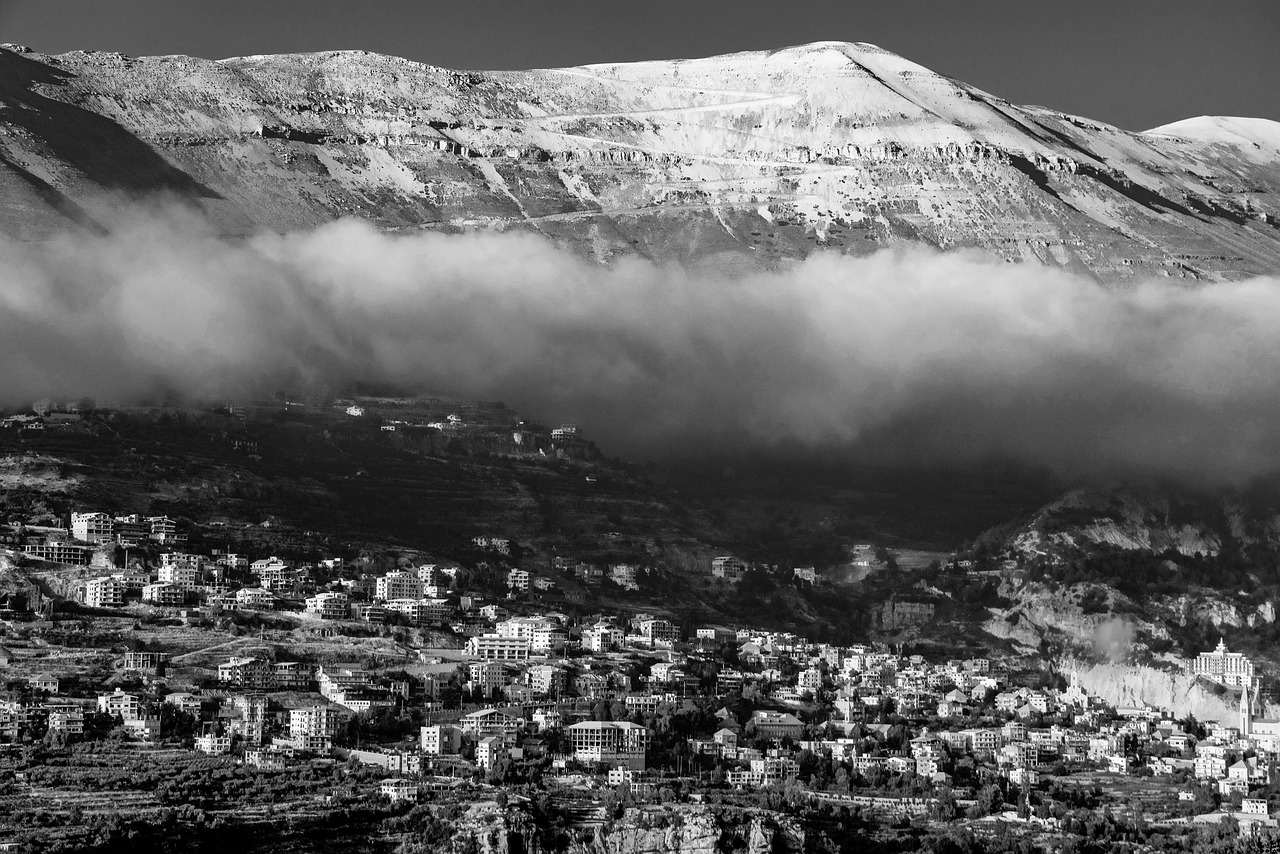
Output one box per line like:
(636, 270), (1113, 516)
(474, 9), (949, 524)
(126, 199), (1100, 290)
(1240, 679), (1280, 741)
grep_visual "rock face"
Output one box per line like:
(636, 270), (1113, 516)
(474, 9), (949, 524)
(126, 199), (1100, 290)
(570, 807), (803, 854)
(1073, 661), (1238, 722)
(1004, 484), (1280, 560)
(1, 41), (1278, 279)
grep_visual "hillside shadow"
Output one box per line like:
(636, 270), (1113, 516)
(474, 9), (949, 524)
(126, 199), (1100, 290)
(0, 48), (222, 199)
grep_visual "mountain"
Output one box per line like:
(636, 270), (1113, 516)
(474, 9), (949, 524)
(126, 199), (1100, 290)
(1, 41), (1278, 281)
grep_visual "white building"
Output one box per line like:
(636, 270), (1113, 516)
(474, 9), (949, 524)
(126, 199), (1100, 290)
(376, 572), (422, 602)
(305, 591), (350, 620)
(84, 577), (126, 608)
(71, 512), (114, 544)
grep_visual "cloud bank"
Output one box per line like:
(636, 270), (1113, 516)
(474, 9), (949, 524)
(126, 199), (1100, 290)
(3, 201), (1280, 484)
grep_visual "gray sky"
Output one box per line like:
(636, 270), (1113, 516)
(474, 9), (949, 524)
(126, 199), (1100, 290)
(1, 0), (1277, 130)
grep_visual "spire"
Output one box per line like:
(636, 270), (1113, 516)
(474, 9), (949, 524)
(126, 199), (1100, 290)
(1241, 678), (1254, 738)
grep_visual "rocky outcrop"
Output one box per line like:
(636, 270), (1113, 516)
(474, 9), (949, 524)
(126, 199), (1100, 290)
(570, 806), (803, 854)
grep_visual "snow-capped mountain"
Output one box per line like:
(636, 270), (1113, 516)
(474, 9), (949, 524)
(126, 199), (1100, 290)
(1, 40), (1278, 280)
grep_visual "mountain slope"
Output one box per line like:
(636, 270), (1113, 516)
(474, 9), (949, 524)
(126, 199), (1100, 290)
(0, 41), (1278, 280)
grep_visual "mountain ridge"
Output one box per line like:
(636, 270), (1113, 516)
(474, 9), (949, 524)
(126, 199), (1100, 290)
(1, 40), (1278, 280)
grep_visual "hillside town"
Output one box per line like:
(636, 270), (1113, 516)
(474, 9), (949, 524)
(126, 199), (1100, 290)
(0, 499), (1277, 851)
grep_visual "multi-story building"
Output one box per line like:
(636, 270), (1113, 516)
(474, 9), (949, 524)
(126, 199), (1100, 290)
(97, 689), (143, 721)
(420, 724), (464, 756)
(147, 516), (182, 543)
(142, 583), (186, 607)
(274, 661), (315, 691)
(711, 556), (748, 582)
(71, 512), (114, 544)
(477, 736), (508, 772)
(385, 598), (451, 625)
(22, 542), (91, 565)
(468, 661), (507, 694)
(230, 694), (267, 744)
(290, 705), (340, 752)
(638, 619), (680, 646)
(83, 577), (126, 608)
(582, 622), (624, 652)
(466, 634), (531, 662)
(235, 588), (275, 609)
(460, 708), (524, 740)
(305, 591), (350, 620)
(218, 656), (275, 690)
(1193, 640), (1256, 689)
(567, 721), (652, 771)
(158, 559), (200, 591)
(525, 665), (567, 697)
(375, 572), (422, 602)
(496, 616), (567, 652)
(751, 711), (804, 740)
(507, 569), (530, 591)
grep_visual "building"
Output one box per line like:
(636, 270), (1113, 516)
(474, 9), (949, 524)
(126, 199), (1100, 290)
(290, 705), (340, 752)
(83, 577), (126, 608)
(420, 724), (464, 756)
(305, 591), (350, 620)
(461, 708), (524, 739)
(97, 689), (143, 721)
(274, 661), (314, 691)
(376, 572), (422, 602)
(496, 617), (567, 652)
(751, 710), (804, 740)
(1194, 640), (1255, 689)
(194, 733), (232, 755)
(22, 542), (91, 565)
(157, 561), (200, 591)
(712, 556), (748, 582)
(230, 694), (268, 744)
(123, 651), (167, 674)
(582, 622), (624, 652)
(466, 635), (531, 662)
(638, 619), (680, 646)
(142, 583), (185, 607)
(218, 656), (275, 690)
(71, 512), (114, 544)
(477, 736), (508, 772)
(28, 675), (58, 693)
(507, 569), (530, 591)
(567, 721), (652, 771)
(380, 778), (419, 803)
(235, 588), (275, 609)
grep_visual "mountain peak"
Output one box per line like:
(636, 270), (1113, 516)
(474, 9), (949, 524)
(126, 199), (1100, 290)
(1144, 116), (1280, 155)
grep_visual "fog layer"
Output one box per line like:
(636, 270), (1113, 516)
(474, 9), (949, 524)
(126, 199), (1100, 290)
(3, 203), (1279, 484)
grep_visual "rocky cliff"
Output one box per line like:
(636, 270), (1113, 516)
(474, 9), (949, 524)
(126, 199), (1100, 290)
(1, 41), (1278, 280)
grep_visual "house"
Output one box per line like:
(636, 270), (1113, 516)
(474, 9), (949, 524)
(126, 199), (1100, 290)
(27, 675), (59, 694)
(380, 778), (420, 803)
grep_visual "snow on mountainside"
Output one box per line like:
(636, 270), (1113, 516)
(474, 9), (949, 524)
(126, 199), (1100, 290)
(1146, 116), (1280, 157)
(1, 40), (1279, 280)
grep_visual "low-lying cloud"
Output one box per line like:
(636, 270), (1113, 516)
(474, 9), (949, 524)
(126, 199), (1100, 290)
(4, 200), (1280, 485)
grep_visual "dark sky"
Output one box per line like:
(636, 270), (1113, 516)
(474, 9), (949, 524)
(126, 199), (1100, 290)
(1, 0), (1277, 131)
